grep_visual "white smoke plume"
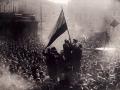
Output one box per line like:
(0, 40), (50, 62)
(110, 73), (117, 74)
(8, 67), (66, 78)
(0, 66), (33, 90)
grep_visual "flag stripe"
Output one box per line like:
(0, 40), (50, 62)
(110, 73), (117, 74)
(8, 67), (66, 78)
(47, 10), (68, 47)
(47, 21), (67, 47)
(52, 10), (66, 35)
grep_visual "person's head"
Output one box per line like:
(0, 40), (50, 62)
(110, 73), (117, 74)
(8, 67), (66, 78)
(79, 44), (82, 48)
(51, 47), (57, 53)
(39, 71), (44, 76)
(47, 48), (51, 52)
(64, 39), (69, 44)
(73, 39), (78, 43)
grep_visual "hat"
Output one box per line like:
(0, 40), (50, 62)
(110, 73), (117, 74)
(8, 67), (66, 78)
(65, 39), (69, 43)
(73, 39), (78, 43)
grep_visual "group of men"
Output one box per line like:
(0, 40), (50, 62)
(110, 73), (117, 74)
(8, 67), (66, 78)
(43, 39), (82, 83)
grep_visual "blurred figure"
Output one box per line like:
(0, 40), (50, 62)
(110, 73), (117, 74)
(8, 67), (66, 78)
(62, 39), (83, 85)
(57, 50), (65, 81)
(71, 39), (82, 73)
(63, 40), (72, 71)
(43, 47), (59, 82)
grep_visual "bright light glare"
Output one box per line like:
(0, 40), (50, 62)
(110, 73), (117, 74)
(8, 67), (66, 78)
(48, 0), (70, 4)
(96, 47), (116, 51)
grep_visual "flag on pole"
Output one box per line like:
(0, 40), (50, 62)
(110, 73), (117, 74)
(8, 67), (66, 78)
(46, 9), (68, 47)
(110, 19), (119, 28)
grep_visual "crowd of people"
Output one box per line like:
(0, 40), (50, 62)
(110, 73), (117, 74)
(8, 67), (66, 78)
(0, 39), (46, 83)
(0, 39), (120, 90)
(41, 39), (120, 90)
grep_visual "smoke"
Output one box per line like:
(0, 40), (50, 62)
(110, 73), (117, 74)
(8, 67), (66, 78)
(64, 0), (120, 64)
(1, 0), (120, 52)
(42, 0), (115, 50)
(67, 0), (113, 37)
(0, 66), (33, 90)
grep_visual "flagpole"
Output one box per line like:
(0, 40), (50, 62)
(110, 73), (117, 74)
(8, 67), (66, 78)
(67, 27), (72, 43)
(61, 7), (72, 43)
(46, 7), (72, 48)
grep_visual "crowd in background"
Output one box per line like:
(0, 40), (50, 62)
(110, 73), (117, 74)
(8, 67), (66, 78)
(0, 39), (120, 90)
(0, 39), (46, 83)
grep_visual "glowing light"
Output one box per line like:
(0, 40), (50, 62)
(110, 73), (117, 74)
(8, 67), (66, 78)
(96, 47), (116, 51)
(48, 0), (70, 4)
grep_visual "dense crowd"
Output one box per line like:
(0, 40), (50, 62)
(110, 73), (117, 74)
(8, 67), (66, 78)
(42, 39), (120, 90)
(0, 39), (46, 83)
(0, 39), (120, 90)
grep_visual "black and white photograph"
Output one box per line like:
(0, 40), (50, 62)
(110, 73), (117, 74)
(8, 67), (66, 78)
(0, 0), (120, 90)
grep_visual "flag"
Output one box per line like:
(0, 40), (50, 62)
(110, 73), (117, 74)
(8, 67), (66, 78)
(110, 19), (119, 28)
(46, 9), (68, 47)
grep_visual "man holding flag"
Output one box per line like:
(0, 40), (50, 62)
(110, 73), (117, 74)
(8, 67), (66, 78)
(43, 9), (71, 82)
(43, 9), (83, 85)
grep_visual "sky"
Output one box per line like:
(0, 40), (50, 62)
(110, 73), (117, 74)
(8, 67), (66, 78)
(1, 0), (120, 51)
(38, 0), (120, 51)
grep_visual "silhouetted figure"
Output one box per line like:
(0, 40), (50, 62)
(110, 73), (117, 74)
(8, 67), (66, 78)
(63, 40), (72, 71)
(57, 50), (65, 81)
(43, 47), (59, 82)
(71, 39), (82, 73)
